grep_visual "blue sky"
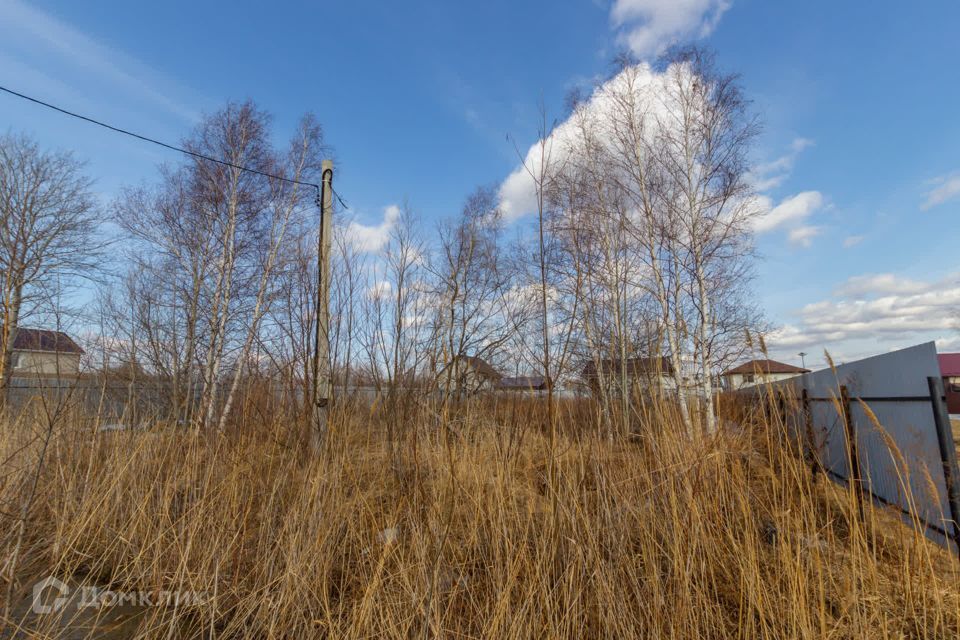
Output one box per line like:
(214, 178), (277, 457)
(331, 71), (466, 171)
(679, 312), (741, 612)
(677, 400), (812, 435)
(2, 0), (960, 369)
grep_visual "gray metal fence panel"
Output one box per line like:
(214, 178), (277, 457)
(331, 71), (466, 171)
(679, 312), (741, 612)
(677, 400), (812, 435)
(780, 342), (959, 553)
(808, 398), (851, 480)
(6, 375), (175, 425)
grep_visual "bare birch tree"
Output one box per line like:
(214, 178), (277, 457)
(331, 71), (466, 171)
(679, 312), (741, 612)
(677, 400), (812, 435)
(543, 50), (761, 437)
(361, 203), (427, 397)
(429, 186), (515, 402)
(113, 102), (327, 428)
(654, 47), (760, 433)
(214, 115), (325, 430)
(0, 133), (100, 401)
(329, 219), (368, 396)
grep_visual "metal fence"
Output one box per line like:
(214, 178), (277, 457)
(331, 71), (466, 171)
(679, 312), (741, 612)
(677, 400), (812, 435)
(762, 342), (960, 556)
(5, 375), (175, 426)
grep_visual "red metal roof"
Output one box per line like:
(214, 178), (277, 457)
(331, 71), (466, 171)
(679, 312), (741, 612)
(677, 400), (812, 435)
(938, 353), (960, 377)
(11, 328), (84, 354)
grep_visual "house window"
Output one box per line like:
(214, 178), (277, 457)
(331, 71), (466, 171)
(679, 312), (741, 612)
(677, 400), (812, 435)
(744, 373), (755, 383)
(949, 377), (960, 393)
(10, 353), (20, 369)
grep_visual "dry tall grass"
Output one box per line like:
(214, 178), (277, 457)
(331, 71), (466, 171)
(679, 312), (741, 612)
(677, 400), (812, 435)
(1, 393), (958, 638)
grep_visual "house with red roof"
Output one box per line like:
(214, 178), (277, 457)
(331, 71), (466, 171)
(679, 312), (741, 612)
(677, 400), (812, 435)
(937, 353), (960, 414)
(8, 328), (84, 376)
(720, 358), (809, 390)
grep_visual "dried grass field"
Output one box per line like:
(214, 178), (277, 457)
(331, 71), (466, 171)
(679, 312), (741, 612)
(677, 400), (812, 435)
(1, 395), (959, 638)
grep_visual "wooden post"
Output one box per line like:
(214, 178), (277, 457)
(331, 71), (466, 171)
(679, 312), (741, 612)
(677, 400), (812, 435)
(840, 385), (864, 520)
(927, 376), (960, 557)
(802, 387), (821, 478)
(310, 161), (334, 452)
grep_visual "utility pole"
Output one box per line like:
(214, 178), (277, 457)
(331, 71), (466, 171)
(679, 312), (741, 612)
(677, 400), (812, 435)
(311, 160), (334, 452)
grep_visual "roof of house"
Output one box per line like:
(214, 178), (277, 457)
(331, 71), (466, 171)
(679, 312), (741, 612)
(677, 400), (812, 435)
(582, 356), (674, 378)
(498, 376), (550, 391)
(722, 358), (808, 376)
(458, 355), (501, 379)
(11, 328), (84, 355)
(938, 353), (960, 377)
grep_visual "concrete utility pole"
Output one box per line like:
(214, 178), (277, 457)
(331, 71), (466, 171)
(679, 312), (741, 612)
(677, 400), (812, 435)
(311, 160), (334, 451)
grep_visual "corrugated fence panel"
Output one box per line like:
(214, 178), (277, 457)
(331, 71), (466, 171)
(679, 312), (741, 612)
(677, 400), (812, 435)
(852, 402), (951, 540)
(6, 375), (177, 425)
(782, 342), (959, 553)
(808, 397), (851, 481)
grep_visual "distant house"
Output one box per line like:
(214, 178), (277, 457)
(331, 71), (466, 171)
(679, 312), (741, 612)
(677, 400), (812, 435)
(720, 358), (808, 390)
(440, 355), (502, 395)
(9, 328), (84, 376)
(581, 357), (675, 395)
(937, 353), (960, 415)
(497, 376), (550, 394)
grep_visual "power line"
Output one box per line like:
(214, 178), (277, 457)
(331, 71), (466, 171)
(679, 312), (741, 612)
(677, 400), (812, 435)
(330, 185), (349, 210)
(0, 83), (350, 209)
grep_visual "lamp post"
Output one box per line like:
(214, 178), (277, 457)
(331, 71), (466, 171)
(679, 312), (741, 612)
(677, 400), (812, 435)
(798, 352), (807, 369)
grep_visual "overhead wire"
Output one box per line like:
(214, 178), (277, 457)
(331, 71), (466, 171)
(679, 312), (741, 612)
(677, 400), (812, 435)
(0, 84), (350, 209)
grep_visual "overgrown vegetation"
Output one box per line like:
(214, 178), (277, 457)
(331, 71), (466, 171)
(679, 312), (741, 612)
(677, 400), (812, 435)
(1, 45), (957, 639)
(1, 394), (957, 638)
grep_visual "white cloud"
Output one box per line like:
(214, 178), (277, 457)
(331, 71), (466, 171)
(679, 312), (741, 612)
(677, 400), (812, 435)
(765, 272), (960, 366)
(499, 163), (543, 223)
(611, 0), (732, 59)
(498, 61), (825, 248)
(367, 280), (392, 300)
(765, 324), (822, 349)
(0, 0), (197, 121)
(748, 137), (814, 192)
(797, 293), (959, 336)
(787, 225), (820, 248)
(921, 173), (960, 210)
(832, 273), (933, 298)
(935, 335), (960, 353)
(499, 62), (679, 222)
(842, 234), (864, 248)
(743, 139), (828, 246)
(345, 205), (400, 253)
(753, 191), (824, 233)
